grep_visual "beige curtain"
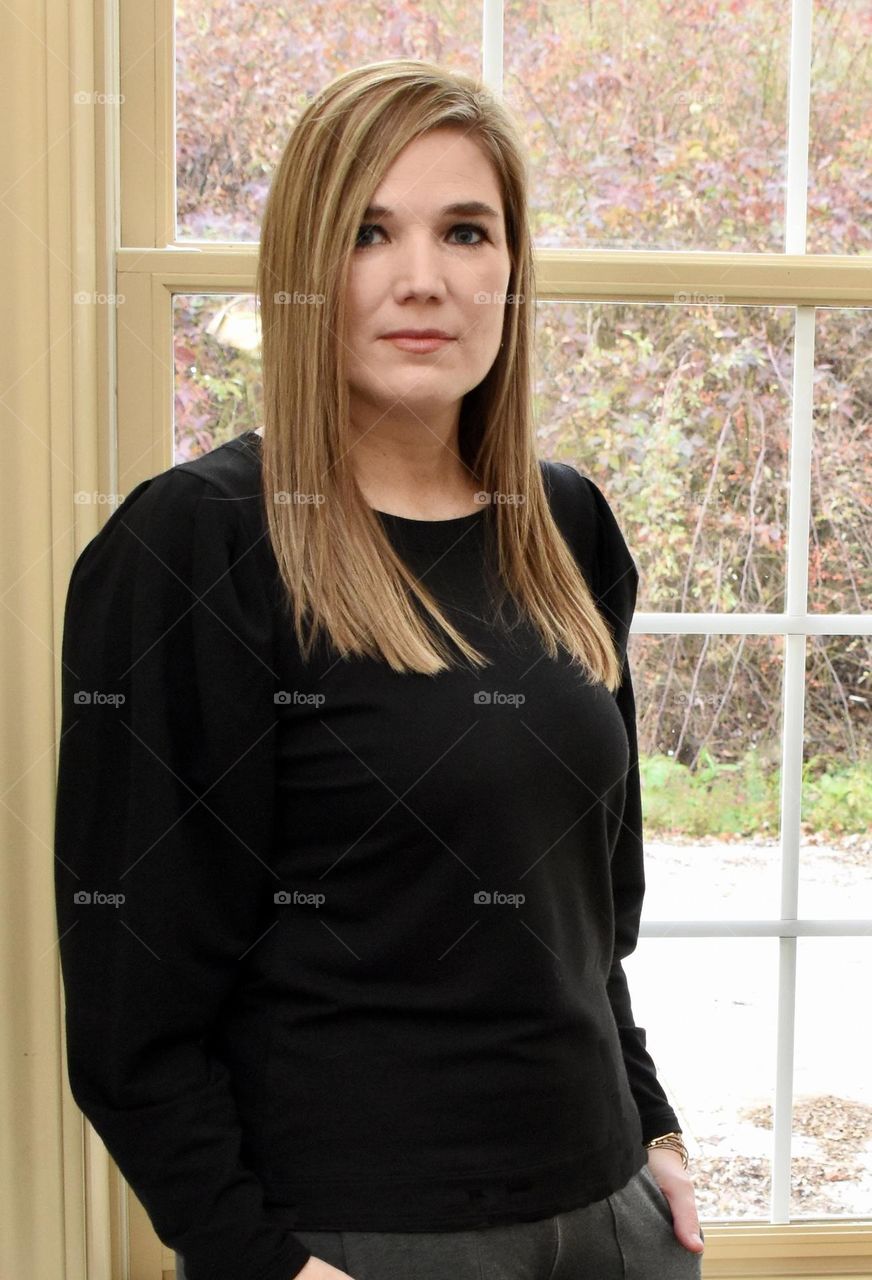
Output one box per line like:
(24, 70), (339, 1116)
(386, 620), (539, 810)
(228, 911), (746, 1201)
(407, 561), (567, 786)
(0, 1), (128, 1276)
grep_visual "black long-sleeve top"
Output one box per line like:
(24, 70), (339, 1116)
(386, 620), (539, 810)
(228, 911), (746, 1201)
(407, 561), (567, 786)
(54, 429), (681, 1280)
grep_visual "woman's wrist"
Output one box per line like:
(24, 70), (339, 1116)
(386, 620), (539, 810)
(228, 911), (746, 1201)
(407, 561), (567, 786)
(644, 1130), (689, 1169)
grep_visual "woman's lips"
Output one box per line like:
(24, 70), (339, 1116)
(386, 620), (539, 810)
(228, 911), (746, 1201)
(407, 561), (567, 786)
(382, 336), (455, 353)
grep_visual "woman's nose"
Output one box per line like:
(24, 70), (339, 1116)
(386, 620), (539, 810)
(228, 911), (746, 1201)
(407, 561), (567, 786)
(390, 236), (454, 295)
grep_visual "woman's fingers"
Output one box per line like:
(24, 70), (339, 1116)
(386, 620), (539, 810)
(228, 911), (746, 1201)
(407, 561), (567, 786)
(646, 1150), (705, 1252)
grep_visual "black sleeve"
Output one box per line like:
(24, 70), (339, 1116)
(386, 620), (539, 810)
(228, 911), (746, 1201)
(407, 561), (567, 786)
(53, 468), (312, 1280)
(583, 475), (683, 1145)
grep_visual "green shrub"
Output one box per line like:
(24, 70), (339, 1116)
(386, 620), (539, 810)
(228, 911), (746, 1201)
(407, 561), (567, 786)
(640, 750), (870, 840)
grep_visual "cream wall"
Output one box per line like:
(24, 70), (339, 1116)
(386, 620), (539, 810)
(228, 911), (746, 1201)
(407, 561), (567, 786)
(0, 1), (124, 1277)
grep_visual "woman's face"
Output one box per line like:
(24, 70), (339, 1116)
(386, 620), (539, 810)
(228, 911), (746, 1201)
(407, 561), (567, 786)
(342, 127), (513, 431)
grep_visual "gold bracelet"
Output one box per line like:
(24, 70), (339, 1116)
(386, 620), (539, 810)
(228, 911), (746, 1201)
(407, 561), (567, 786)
(645, 1131), (689, 1170)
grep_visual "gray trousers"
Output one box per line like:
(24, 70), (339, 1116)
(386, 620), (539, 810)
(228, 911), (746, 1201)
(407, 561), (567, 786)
(175, 1163), (704, 1279)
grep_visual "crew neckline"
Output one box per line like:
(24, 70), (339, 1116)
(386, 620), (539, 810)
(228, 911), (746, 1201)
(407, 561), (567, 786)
(375, 507), (484, 526)
(237, 431), (486, 526)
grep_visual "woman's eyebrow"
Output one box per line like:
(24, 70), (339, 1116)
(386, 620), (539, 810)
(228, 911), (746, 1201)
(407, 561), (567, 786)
(362, 200), (501, 220)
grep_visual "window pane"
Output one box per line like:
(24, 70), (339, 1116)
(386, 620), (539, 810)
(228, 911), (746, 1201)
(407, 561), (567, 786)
(808, 0), (872, 254)
(175, 1), (481, 241)
(632, 632), (785, 920)
(504, 0), (790, 251)
(624, 938), (777, 1219)
(793, 938), (872, 1218)
(173, 293), (262, 459)
(798, 635), (872, 919)
(809, 307), (872, 614)
(535, 301), (793, 612)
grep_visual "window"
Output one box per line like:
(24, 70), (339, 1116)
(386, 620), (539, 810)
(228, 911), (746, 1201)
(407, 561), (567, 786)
(113, 2), (871, 1274)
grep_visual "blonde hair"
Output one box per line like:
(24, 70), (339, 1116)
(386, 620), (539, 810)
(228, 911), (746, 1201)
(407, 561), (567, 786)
(255, 58), (623, 691)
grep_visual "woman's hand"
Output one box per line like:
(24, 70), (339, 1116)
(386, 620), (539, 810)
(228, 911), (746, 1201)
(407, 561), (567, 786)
(295, 1255), (356, 1279)
(646, 1147), (705, 1254)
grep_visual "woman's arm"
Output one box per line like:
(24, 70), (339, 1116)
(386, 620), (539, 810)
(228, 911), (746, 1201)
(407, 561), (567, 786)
(583, 474), (683, 1143)
(54, 468), (312, 1280)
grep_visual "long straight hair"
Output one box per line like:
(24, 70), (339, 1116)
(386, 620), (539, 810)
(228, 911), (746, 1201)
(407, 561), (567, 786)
(255, 59), (624, 691)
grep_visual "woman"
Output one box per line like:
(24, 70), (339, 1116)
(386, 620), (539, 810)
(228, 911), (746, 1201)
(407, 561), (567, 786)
(54, 60), (705, 1280)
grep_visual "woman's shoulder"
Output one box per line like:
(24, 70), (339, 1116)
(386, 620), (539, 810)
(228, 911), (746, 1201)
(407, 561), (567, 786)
(540, 457), (619, 524)
(68, 433), (266, 591)
(539, 459), (637, 593)
(171, 430), (262, 500)
(539, 458), (598, 539)
(133, 431), (263, 526)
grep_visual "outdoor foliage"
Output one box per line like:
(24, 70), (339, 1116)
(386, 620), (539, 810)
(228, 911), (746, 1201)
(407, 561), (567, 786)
(171, 1), (870, 839)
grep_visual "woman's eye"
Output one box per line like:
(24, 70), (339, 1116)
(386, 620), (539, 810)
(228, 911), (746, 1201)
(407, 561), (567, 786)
(355, 224), (385, 250)
(451, 223), (489, 247)
(354, 223), (490, 251)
